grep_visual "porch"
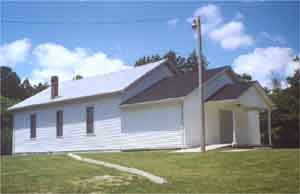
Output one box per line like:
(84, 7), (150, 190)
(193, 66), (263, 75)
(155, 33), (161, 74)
(204, 82), (275, 147)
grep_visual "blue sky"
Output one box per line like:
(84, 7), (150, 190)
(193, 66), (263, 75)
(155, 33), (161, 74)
(1, 1), (299, 87)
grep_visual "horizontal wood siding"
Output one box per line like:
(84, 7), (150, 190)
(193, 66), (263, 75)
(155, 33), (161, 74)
(13, 94), (184, 153)
(121, 130), (184, 150)
(121, 101), (184, 149)
(13, 95), (122, 153)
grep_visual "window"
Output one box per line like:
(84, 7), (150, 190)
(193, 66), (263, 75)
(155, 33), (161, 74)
(56, 110), (63, 137)
(30, 114), (36, 138)
(86, 106), (94, 134)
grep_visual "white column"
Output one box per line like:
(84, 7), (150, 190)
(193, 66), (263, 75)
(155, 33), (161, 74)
(268, 109), (272, 146)
(232, 110), (237, 147)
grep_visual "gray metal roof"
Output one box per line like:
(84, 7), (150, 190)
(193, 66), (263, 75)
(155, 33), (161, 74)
(9, 59), (166, 111)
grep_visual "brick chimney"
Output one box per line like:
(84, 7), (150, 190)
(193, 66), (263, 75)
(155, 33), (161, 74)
(51, 76), (58, 99)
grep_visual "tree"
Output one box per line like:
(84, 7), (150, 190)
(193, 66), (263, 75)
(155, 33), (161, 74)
(73, 75), (83, 80)
(32, 82), (49, 95)
(1, 66), (50, 99)
(261, 69), (299, 147)
(0, 66), (49, 154)
(134, 50), (208, 73)
(0, 66), (26, 99)
(0, 96), (19, 155)
(237, 73), (252, 82)
(20, 78), (49, 97)
(21, 78), (35, 98)
(135, 54), (162, 67)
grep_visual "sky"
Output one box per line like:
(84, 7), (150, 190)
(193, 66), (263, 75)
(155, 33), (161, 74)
(0, 1), (299, 88)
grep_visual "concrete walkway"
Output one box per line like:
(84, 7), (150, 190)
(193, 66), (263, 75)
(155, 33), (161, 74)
(221, 148), (254, 152)
(67, 153), (167, 184)
(172, 143), (231, 153)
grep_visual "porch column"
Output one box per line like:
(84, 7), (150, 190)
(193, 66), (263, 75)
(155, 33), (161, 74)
(268, 109), (272, 146)
(232, 110), (237, 147)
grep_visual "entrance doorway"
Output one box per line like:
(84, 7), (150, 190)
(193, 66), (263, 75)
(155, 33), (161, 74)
(220, 110), (233, 144)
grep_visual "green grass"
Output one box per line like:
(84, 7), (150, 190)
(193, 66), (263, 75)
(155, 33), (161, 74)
(81, 149), (300, 193)
(1, 149), (299, 193)
(0, 154), (149, 193)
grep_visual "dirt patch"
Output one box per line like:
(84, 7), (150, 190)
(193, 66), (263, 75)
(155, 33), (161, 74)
(72, 174), (135, 189)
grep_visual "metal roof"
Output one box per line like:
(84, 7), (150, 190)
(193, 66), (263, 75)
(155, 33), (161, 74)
(205, 82), (255, 102)
(121, 66), (229, 105)
(9, 59), (166, 111)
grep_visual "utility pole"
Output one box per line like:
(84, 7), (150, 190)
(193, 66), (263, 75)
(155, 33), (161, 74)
(192, 16), (206, 152)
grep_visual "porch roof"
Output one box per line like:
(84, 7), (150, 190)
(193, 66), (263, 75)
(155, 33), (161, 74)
(206, 81), (275, 110)
(205, 82), (255, 102)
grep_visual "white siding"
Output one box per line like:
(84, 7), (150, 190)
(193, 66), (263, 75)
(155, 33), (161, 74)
(236, 110), (261, 145)
(204, 103), (262, 146)
(13, 95), (185, 153)
(183, 89), (201, 147)
(205, 103), (221, 145)
(183, 71), (235, 147)
(121, 101), (184, 149)
(239, 86), (268, 109)
(13, 95), (122, 153)
(120, 130), (184, 150)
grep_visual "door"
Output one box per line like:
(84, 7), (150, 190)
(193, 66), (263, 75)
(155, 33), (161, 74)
(220, 110), (233, 144)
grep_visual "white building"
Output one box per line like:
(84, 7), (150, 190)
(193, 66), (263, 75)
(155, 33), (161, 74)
(9, 59), (274, 153)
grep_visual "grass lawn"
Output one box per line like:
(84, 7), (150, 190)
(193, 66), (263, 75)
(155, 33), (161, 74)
(1, 149), (299, 193)
(0, 154), (148, 193)
(81, 149), (300, 193)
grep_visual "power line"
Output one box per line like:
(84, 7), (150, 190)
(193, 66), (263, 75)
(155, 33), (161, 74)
(1, 16), (189, 24)
(2, 1), (203, 7)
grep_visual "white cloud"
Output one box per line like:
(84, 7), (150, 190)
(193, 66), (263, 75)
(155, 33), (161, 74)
(210, 21), (253, 49)
(187, 4), (223, 34)
(188, 4), (253, 49)
(232, 47), (299, 88)
(166, 18), (179, 27)
(31, 42), (129, 84)
(75, 52), (129, 77)
(33, 43), (86, 68)
(0, 39), (31, 67)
